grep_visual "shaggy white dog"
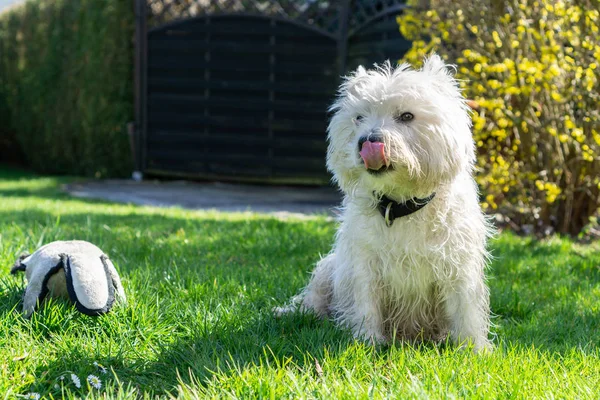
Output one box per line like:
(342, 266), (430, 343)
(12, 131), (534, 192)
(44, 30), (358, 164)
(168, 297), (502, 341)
(276, 55), (492, 351)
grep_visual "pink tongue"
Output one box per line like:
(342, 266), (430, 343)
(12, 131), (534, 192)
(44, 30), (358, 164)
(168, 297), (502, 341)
(359, 141), (389, 170)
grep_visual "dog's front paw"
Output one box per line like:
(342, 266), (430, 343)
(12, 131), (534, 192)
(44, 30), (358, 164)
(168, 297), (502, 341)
(473, 339), (494, 354)
(272, 304), (296, 318)
(353, 328), (387, 345)
(457, 337), (494, 354)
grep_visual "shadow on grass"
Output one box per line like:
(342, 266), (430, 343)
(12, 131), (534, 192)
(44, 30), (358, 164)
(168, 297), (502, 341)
(24, 311), (354, 397)
(139, 313), (353, 392)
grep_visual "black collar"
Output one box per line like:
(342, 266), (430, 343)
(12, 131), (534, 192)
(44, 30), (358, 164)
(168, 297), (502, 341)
(376, 193), (436, 227)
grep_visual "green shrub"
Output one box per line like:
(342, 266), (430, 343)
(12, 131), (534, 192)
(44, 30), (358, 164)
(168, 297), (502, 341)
(0, 0), (134, 177)
(398, 0), (600, 235)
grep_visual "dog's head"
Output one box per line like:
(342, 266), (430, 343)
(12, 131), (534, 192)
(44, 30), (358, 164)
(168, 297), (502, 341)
(327, 54), (475, 199)
(10, 253), (30, 275)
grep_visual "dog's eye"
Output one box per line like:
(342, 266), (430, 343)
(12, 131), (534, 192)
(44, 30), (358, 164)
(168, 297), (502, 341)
(354, 115), (364, 124)
(395, 112), (414, 123)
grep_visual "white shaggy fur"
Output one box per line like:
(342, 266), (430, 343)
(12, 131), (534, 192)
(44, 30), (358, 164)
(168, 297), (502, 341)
(275, 55), (493, 351)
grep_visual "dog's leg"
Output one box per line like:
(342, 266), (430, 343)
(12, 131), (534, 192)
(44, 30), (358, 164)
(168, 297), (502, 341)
(274, 253), (334, 317)
(442, 271), (492, 352)
(300, 253), (335, 316)
(348, 288), (385, 343)
(333, 259), (385, 343)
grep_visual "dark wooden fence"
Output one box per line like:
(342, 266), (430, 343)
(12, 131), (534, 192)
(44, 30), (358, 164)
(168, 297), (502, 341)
(135, 0), (411, 184)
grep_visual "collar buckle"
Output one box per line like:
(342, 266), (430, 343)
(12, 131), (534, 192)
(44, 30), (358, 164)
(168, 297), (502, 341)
(384, 202), (393, 227)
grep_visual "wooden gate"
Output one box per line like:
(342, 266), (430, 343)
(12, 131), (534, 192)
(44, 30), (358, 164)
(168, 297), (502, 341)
(135, 0), (410, 184)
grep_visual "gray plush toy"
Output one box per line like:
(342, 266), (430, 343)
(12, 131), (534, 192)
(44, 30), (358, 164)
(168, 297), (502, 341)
(10, 240), (126, 317)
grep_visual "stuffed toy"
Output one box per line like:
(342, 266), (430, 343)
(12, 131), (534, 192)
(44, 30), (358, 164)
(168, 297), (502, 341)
(10, 240), (126, 317)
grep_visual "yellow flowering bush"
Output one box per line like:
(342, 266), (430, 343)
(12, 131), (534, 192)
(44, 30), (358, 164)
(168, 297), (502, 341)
(398, 0), (600, 235)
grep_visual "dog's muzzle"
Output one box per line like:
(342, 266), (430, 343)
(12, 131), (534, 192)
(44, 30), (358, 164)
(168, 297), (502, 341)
(358, 135), (390, 171)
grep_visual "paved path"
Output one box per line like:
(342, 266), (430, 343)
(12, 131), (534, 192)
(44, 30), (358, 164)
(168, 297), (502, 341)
(65, 180), (342, 216)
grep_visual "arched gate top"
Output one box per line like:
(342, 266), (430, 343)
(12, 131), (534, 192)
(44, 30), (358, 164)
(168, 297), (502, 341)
(145, 0), (409, 37)
(146, 0), (343, 33)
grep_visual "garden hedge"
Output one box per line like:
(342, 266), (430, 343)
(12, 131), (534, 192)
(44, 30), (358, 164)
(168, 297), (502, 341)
(0, 0), (134, 177)
(399, 0), (600, 235)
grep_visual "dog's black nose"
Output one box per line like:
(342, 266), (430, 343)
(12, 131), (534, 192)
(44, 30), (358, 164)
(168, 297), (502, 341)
(358, 134), (384, 151)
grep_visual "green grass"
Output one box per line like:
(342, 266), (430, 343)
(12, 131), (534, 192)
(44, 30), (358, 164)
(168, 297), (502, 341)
(0, 166), (599, 399)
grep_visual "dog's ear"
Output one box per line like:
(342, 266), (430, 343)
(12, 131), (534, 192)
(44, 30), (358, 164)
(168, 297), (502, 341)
(354, 65), (368, 78)
(10, 253), (30, 274)
(422, 54), (455, 77)
(338, 65), (369, 100)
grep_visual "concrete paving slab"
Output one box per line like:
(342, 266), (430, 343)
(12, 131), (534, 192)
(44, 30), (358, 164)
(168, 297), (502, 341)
(64, 180), (343, 216)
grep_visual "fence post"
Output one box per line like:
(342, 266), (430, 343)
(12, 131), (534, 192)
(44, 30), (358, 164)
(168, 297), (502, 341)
(134, 0), (147, 178)
(336, 0), (352, 78)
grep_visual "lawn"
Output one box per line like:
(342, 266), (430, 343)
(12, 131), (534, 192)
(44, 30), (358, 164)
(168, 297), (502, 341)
(1, 167), (599, 399)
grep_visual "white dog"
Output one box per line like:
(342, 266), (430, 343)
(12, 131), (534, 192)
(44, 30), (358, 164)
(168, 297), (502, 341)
(276, 55), (492, 351)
